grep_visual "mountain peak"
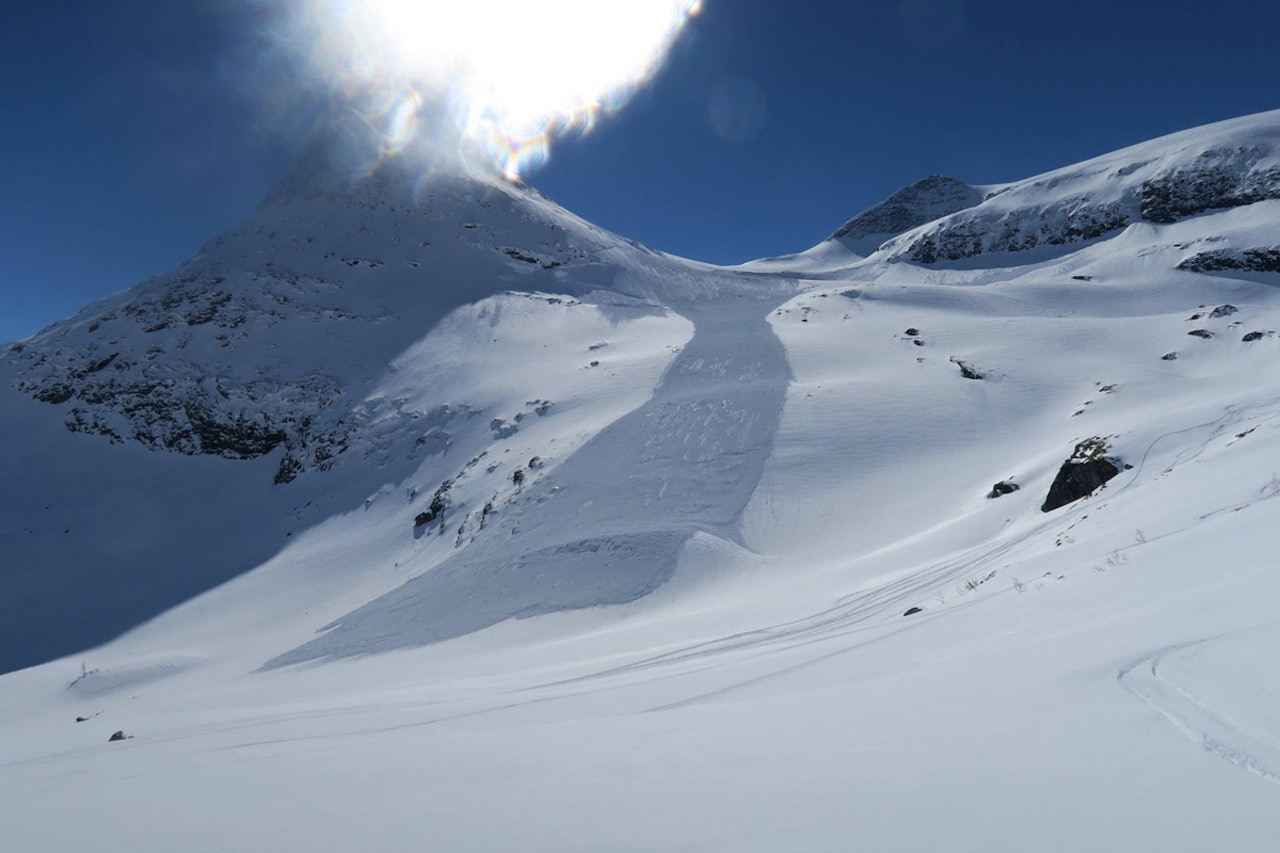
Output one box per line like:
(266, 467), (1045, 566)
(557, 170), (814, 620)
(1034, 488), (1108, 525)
(830, 175), (984, 250)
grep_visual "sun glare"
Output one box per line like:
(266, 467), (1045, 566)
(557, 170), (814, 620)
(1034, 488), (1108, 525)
(290, 0), (702, 179)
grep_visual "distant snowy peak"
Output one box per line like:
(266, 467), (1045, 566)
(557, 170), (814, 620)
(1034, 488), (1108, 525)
(880, 109), (1280, 265)
(830, 175), (984, 252)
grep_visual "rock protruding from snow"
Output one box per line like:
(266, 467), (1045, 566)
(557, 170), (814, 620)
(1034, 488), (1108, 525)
(1041, 439), (1122, 513)
(987, 481), (1020, 499)
(1139, 147), (1280, 223)
(1179, 247), (1280, 273)
(830, 176), (984, 254)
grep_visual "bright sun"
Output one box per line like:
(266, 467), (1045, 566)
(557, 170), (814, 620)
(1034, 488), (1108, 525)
(290, 0), (702, 178)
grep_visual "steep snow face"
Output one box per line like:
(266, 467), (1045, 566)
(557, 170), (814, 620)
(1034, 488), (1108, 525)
(878, 109), (1280, 265)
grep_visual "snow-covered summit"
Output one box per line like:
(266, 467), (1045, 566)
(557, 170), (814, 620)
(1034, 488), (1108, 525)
(3, 162), (674, 484)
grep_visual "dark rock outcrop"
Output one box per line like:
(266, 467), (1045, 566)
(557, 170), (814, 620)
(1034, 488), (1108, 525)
(901, 202), (1129, 264)
(1041, 440), (1122, 512)
(987, 481), (1020, 499)
(1140, 147), (1280, 223)
(1178, 248), (1280, 274)
(951, 358), (985, 380)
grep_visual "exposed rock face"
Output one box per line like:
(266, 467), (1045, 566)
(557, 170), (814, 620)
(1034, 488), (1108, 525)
(5, 164), (598, 485)
(10, 272), (348, 482)
(830, 176), (983, 250)
(1041, 439), (1122, 512)
(1178, 248), (1280, 273)
(1140, 147), (1280, 222)
(882, 141), (1280, 265)
(1188, 305), (1239, 322)
(900, 202), (1129, 264)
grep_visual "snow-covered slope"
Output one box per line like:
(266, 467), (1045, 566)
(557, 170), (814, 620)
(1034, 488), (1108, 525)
(7, 158), (676, 485)
(5, 110), (1280, 852)
(735, 174), (986, 273)
(0, 148), (794, 673)
(877, 110), (1280, 265)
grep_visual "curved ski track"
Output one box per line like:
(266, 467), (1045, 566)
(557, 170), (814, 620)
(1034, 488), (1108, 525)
(1119, 640), (1280, 785)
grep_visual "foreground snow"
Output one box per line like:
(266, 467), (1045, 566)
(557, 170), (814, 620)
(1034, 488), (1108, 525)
(4, 111), (1280, 851)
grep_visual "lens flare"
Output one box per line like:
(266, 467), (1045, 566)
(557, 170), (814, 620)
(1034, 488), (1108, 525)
(284, 0), (702, 179)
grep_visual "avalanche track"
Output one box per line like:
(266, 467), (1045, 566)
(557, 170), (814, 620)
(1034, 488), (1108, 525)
(268, 272), (796, 666)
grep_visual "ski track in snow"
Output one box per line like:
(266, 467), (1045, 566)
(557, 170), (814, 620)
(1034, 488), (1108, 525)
(1119, 639), (1280, 785)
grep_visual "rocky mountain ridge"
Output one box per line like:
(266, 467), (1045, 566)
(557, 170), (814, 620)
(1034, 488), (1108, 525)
(876, 113), (1280, 264)
(4, 167), (631, 483)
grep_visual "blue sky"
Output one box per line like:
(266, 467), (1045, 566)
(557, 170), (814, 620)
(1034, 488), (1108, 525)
(2, 0), (1278, 342)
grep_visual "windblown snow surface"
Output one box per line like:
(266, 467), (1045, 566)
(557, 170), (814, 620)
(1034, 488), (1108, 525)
(5, 111), (1280, 851)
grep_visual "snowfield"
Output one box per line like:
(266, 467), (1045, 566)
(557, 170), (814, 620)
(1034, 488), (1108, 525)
(4, 111), (1280, 851)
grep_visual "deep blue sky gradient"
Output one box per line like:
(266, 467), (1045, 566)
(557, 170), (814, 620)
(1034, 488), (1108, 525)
(3, 0), (1279, 341)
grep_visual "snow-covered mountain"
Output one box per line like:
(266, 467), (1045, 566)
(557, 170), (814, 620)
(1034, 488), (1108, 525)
(878, 111), (1280, 264)
(828, 174), (986, 255)
(5, 110), (1280, 852)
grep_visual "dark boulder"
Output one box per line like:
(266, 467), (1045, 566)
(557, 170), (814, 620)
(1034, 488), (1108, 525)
(108, 730), (128, 742)
(1042, 442), (1122, 512)
(1243, 331), (1265, 342)
(950, 357), (985, 380)
(1187, 329), (1213, 339)
(903, 607), (924, 617)
(987, 481), (1020, 499)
